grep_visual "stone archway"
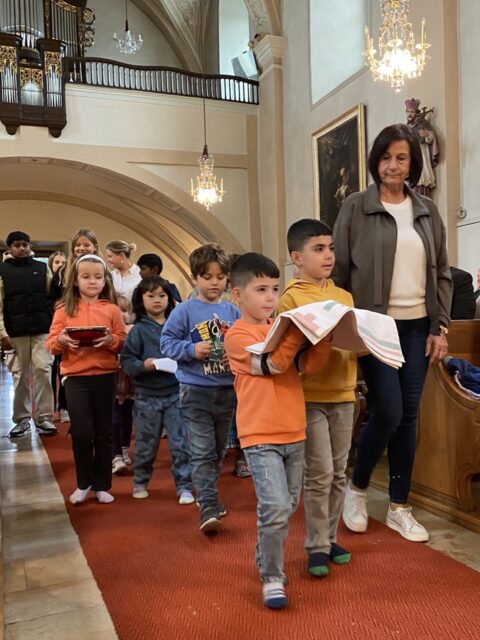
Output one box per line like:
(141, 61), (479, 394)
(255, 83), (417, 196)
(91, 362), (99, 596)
(0, 156), (245, 290)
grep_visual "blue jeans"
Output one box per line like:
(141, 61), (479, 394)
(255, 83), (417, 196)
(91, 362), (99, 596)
(133, 392), (192, 495)
(352, 317), (430, 503)
(244, 441), (305, 584)
(179, 384), (236, 510)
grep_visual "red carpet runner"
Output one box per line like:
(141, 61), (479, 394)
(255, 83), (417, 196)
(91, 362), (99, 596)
(43, 425), (480, 640)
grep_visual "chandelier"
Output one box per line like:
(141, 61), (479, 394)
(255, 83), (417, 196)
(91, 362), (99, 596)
(190, 143), (225, 211)
(114, 0), (143, 55)
(363, 0), (430, 92)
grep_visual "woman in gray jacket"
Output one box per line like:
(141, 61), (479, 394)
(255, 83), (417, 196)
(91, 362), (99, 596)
(333, 123), (452, 543)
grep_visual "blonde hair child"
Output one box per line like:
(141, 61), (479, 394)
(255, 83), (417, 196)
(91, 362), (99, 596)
(46, 255), (126, 505)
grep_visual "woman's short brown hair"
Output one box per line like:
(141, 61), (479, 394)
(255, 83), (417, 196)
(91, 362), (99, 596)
(368, 123), (423, 188)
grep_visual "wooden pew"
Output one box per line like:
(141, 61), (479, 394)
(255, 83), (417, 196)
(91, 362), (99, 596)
(409, 319), (480, 532)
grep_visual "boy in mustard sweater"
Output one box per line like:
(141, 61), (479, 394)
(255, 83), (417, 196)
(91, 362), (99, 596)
(278, 219), (357, 577)
(224, 252), (331, 610)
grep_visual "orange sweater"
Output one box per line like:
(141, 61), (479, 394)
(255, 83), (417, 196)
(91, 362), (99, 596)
(47, 299), (126, 377)
(224, 320), (331, 449)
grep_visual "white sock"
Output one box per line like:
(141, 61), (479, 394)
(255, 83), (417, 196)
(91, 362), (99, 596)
(69, 486), (91, 504)
(96, 491), (115, 504)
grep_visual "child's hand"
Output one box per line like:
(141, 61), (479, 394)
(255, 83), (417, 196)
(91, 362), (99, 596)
(57, 330), (80, 350)
(144, 358), (157, 371)
(194, 341), (211, 360)
(93, 330), (114, 348)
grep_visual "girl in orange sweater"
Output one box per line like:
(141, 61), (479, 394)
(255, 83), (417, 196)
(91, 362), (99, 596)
(47, 254), (126, 505)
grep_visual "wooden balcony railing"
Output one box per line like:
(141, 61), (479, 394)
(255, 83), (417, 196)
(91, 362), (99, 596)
(64, 57), (260, 105)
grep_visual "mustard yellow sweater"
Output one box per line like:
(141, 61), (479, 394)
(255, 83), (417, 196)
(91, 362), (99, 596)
(278, 279), (357, 403)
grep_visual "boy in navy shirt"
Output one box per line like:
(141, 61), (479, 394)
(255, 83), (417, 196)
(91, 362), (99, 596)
(161, 244), (239, 533)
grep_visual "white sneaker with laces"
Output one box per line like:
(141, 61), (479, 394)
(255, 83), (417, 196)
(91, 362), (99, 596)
(112, 455), (128, 475)
(386, 505), (429, 542)
(343, 482), (368, 532)
(36, 420), (58, 436)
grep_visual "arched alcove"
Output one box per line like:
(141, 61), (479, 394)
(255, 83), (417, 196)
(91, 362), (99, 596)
(0, 157), (245, 296)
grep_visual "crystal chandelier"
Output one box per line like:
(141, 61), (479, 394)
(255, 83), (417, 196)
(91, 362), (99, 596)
(114, 0), (143, 55)
(190, 85), (225, 210)
(190, 144), (225, 211)
(363, 0), (430, 92)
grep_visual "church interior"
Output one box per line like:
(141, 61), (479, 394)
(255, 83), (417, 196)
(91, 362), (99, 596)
(0, 1), (480, 638)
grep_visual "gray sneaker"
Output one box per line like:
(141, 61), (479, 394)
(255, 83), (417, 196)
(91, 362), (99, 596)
(36, 421), (58, 436)
(9, 420), (31, 438)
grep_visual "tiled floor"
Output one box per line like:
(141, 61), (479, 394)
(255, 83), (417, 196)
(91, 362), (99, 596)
(0, 365), (479, 638)
(0, 366), (118, 640)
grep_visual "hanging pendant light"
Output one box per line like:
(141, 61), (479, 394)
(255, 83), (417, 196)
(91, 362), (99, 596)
(363, 0), (430, 92)
(189, 0), (225, 211)
(190, 98), (225, 211)
(114, 0), (143, 55)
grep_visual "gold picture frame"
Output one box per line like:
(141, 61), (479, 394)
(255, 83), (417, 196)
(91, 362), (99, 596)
(312, 104), (366, 228)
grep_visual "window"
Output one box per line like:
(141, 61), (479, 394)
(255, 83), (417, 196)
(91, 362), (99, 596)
(219, 0), (250, 76)
(310, 0), (368, 103)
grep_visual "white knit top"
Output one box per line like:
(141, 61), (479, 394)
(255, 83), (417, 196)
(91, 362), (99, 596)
(382, 196), (427, 320)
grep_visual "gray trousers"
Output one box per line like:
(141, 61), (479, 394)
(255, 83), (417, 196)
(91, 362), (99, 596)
(6, 334), (54, 425)
(304, 402), (355, 554)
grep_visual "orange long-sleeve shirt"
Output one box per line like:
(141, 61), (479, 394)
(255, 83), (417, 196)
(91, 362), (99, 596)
(224, 320), (331, 449)
(46, 299), (126, 377)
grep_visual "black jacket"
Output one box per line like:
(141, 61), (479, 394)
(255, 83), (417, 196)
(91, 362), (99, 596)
(450, 267), (476, 320)
(0, 256), (52, 337)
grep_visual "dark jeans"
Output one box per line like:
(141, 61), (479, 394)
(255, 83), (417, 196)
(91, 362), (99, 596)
(51, 354), (67, 411)
(112, 399), (134, 457)
(179, 384), (236, 511)
(65, 373), (116, 492)
(352, 317), (430, 504)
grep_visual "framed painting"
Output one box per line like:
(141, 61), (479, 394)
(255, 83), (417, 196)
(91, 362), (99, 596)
(312, 104), (366, 228)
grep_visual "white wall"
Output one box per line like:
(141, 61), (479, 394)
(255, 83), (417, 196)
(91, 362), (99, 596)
(457, 0), (480, 278)
(282, 0), (449, 245)
(0, 86), (258, 269)
(88, 0), (181, 68)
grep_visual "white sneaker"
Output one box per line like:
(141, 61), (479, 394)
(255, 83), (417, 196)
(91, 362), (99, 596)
(133, 486), (149, 499)
(112, 455), (128, 475)
(60, 409), (70, 423)
(343, 482), (368, 532)
(386, 505), (429, 542)
(178, 490), (195, 505)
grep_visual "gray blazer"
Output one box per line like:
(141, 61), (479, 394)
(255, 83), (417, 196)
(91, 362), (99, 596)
(332, 183), (452, 335)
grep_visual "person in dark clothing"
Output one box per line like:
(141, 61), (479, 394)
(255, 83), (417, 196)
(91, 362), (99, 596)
(450, 267), (476, 320)
(136, 253), (182, 303)
(0, 231), (56, 438)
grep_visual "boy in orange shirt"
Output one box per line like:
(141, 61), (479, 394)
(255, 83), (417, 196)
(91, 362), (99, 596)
(224, 253), (331, 610)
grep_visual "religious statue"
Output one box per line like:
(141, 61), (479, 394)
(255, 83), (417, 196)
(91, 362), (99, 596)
(405, 98), (439, 198)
